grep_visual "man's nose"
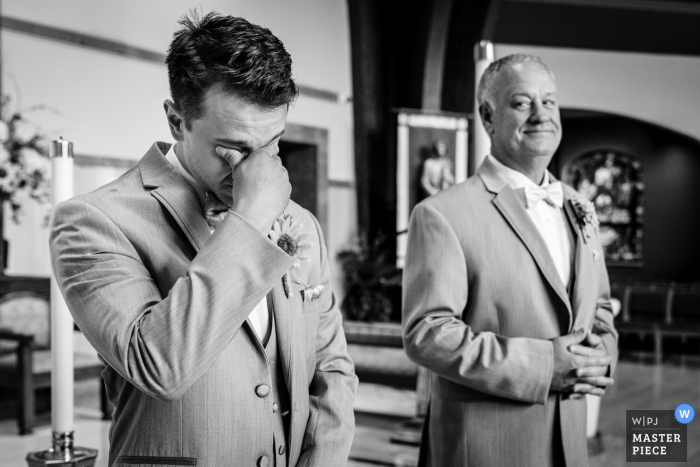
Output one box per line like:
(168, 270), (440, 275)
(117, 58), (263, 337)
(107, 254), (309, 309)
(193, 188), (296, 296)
(528, 103), (550, 124)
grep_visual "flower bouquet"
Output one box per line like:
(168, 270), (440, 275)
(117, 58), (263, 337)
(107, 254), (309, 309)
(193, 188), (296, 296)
(0, 95), (51, 222)
(0, 95), (52, 272)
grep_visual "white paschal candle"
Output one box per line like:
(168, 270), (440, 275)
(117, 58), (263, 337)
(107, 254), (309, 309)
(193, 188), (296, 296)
(473, 41), (494, 174)
(395, 113), (409, 269)
(50, 137), (74, 434)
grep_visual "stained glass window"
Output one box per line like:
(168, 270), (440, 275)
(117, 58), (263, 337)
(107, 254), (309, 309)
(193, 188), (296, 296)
(563, 150), (644, 265)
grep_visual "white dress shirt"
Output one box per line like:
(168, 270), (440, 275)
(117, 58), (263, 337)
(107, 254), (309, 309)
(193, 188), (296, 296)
(487, 155), (574, 288)
(165, 144), (272, 344)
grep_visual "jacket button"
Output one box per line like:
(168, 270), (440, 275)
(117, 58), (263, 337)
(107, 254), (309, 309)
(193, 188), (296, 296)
(278, 445), (286, 455)
(257, 455), (269, 467)
(272, 403), (279, 413)
(255, 384), (270, 398)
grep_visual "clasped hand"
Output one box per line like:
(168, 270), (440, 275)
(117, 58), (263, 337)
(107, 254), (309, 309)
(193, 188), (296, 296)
(551, 328), (614, 397)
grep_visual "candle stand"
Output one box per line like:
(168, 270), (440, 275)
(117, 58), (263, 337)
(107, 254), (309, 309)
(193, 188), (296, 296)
(26, 138), (98, 467)
(26, 432), (98, 466)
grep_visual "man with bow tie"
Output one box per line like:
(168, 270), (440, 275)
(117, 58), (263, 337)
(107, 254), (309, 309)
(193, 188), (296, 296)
(50, 12), (356, 467)
(402, 54), (618, 466)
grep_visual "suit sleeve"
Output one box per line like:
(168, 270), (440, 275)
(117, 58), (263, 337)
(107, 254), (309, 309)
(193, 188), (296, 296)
(297, 214), (358, 467)
(591, 230), (619, 376)
(50, 198), (294, 401)
(402, 202), (554, 404)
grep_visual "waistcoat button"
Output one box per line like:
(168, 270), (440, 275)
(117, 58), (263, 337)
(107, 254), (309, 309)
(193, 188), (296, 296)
(279, 445), (286, 455)
(255, 384), (270, 398)
(257, 455), (269, 467)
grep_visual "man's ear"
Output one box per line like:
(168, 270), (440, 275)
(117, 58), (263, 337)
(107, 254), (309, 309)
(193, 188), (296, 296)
(164, 100), (185, 142)
(479, 103), (495, 136)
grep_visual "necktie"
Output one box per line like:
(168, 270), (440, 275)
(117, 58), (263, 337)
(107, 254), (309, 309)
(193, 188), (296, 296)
(203, 192), (230, 229)
(523, 181), (564, 209)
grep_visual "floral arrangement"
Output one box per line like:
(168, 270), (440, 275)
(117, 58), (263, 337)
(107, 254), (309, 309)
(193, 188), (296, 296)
(570, 197), (599, 241)
(0, 96), (51, 222)
(269, 212), (312, 298)
(337, 232), (402, 322)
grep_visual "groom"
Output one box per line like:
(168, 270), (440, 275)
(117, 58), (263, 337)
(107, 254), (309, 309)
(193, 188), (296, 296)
(50, 12), (357, 467)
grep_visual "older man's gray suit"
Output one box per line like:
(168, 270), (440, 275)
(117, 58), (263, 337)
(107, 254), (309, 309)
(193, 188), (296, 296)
(50, 142), (357, 467)
(403, 158), (618, 467)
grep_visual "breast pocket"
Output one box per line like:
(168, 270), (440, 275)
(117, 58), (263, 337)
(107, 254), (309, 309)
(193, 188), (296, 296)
(301, 298), (325, 315)
(292, 281), (327, 315)
(116, 456), (196, 466)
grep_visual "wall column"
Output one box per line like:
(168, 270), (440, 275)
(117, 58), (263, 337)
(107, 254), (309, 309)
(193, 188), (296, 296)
(472, 40), (493, 174)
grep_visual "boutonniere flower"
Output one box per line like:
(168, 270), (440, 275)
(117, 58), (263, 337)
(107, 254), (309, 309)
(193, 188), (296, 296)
(570, 198), (599, 240)
(269, 212), (313, 298)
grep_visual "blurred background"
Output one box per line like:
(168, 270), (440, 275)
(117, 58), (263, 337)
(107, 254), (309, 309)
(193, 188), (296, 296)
(0, 1), (699, 466)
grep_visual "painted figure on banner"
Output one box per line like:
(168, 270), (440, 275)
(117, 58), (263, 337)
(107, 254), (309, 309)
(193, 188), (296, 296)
(50, 11), (357, 467)
(420, 139), (455, 197)
(403, 54), (618, 467)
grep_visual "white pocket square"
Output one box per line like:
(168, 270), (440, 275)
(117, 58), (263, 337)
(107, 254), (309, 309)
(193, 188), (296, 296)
(302, 285), (324, 303)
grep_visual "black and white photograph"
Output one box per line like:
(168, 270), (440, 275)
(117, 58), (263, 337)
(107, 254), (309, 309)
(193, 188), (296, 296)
(0, 1), (699, 466)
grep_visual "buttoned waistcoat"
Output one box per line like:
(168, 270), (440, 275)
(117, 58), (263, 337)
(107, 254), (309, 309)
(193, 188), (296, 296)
(50, 142), (358, 467)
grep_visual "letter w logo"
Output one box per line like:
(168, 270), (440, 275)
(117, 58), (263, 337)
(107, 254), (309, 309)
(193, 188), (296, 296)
(680, 410), (691, 419)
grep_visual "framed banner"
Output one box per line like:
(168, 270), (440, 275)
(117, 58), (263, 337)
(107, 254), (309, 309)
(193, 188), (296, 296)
(395, 108), (468, 267)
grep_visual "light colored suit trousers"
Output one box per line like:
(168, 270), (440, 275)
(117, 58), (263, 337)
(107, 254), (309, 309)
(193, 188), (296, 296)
(402, 157), (618, 467)
(50, 142), (358, 467)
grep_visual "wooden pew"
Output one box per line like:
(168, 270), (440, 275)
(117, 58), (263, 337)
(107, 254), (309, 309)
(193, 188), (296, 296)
(614, 282), (700, 364)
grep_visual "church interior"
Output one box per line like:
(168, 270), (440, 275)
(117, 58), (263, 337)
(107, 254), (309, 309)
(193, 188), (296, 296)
(1, 0), (700, 466)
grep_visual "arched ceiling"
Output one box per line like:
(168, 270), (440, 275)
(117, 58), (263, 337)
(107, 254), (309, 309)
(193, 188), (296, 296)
(434, 0), (700, 113)
(493, 0), (700, 56)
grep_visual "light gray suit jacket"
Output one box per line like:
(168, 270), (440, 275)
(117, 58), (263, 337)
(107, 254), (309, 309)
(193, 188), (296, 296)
(403, 157), (618, 467)
(50, 142), (358, 467)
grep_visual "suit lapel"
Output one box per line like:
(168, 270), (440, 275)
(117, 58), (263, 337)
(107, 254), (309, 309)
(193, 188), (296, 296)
(479, 158), (573, 327)
(492, 190), (573, 322)
(270, 279), (303, 404)
(563, 194), (585, 244)
(140, 143), (211, 252)
(270, 280), (298, 401)
(269, 279), (303, 456)
(563, 189), (593, 330)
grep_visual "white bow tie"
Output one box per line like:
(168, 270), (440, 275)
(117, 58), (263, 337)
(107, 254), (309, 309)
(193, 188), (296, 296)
(523, 182), (564, 209)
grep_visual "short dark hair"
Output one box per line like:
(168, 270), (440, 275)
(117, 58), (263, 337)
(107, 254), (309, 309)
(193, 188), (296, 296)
(166, 11), (298, 127)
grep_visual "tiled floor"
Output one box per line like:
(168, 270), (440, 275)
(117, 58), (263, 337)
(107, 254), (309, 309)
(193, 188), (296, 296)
(1, 361), (699, 466)
(350, 384), (419, 467)
(0, 380), (110, 466)
(589, 360), (700, 467)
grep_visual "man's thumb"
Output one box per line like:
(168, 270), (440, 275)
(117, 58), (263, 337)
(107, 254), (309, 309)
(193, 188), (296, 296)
(566, 328), (587, 343)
